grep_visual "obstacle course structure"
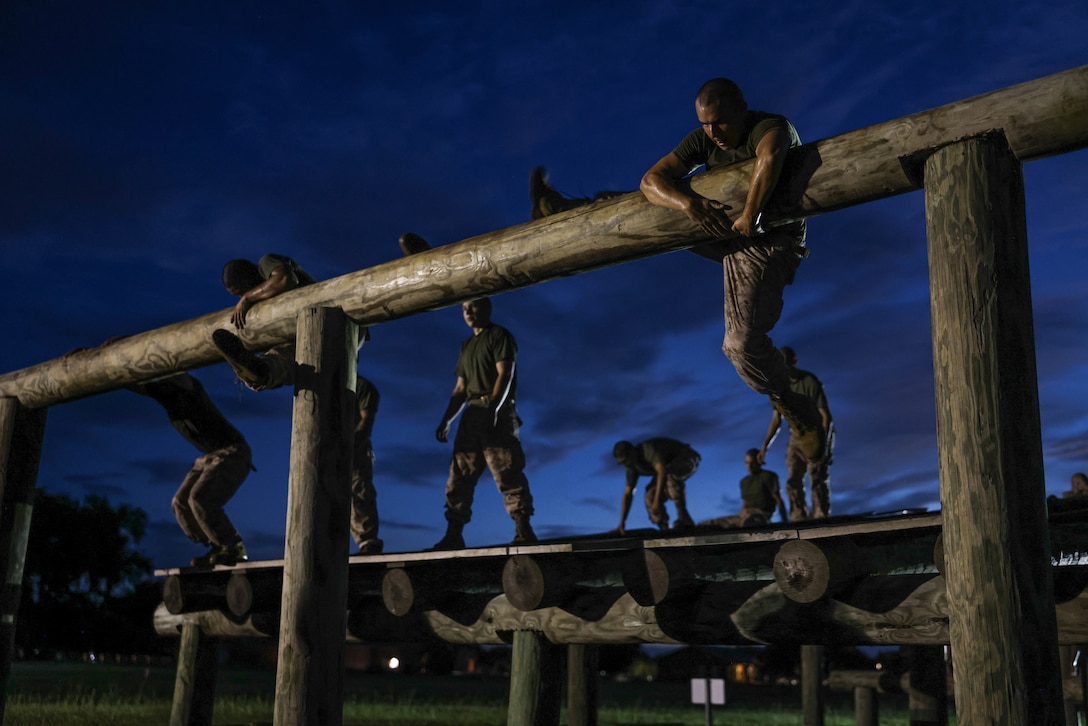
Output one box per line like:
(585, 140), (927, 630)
(2, 65), (1088, 725)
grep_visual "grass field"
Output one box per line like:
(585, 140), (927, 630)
(3, 661), (940, 725)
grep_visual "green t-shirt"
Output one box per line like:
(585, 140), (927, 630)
(790, 369), (829, 414)
(739, 469), (780, 512)
(257, 253), (317, 287)
(356, 376), (380, 415)
(455, 324), (518, 400)
(671, 110), (805, 243)
(625, 438), (691, 485)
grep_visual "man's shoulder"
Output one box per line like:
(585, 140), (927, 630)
(258, 253), (317, 285)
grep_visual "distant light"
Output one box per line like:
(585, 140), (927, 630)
(388, 657), (400, 670)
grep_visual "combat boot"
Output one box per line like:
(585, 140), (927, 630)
(431, 521), (465, 551)
(398, 232), (431, 256)
(512, 515), (537, 545)
(209, 541), (248, 567)
(212, 329), (269, 388)
(530, 166), (591, 219)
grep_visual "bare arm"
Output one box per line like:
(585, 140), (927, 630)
(615, 482), (636, 535)
(436, 377), (468, 443)
(231, 264), (300, 330)
(356, 406), (376, 440)
(732, 127), (791, 237)
(759, 410), (783, 465)
(649, 460), (668, 514)
(640, 152), (734, 238)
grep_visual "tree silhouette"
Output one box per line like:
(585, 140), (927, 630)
(16, 491), (155, 656)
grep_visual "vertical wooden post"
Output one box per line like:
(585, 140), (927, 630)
(169, 621), (220, 726)
(905, 646), (947, 726)
(924, 133), (1063, 725)
(0, 398), (47, 724)
(853, 686), (877, 726)
(273, 308), (358, 726)
(508, 630), (562, 726)
(802, 645), (825, 726)
(1059, 645), (1078, 725)
(567, 643), (598, 726)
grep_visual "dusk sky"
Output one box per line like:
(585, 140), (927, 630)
(2, 1), (1086, 569)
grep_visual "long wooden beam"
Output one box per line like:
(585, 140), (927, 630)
(1, 65), (1086, 409)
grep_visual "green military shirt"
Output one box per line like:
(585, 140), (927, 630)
(455, 324), (518, 401)
(257, 253), (317, 287)
(739, 469), (780, 512)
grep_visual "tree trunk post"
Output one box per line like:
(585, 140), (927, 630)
(905, 645), (947, 725)
(567, 643), (599, 726)
(924, 133), (1063, 725)
(508, 630), (562, 726)
(272, 307), (358, 726)
(802, 644), (825, 726)
(0, 398), (46, 724)
(169, 620), (220, 726)
(854, 686), (877, 726)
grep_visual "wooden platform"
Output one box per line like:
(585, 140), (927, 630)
(152, 508), (1088, 647)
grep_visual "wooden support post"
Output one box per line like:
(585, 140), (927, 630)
(1060, 645), (1078, 726)
(854, 686), (877, 726)
(904, 645), (947, 726)
(0, 398), (46, 724)
(802, 644), (825, 726)
(567, 643), (598, 726)
(924, 133), (1063, 724)
(508, 630), (562, 726)
(273, 307), (358, 726)
(169, 621), (220, 726)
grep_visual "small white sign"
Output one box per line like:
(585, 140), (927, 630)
(690, 677), (726, 705)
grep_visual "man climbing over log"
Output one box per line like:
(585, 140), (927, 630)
(432, 296), (537, 549)
(128, 373), (253, 566)
(700, 448), (786, 529)
(759, 346), (834, 520)
(610, 437), (699, 534)
(531, 78), (824, 461)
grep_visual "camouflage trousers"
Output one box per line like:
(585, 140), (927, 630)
(785, 424), (834, 520)
(721, 238), (802, 396)
(444, 403), (533, 524)
(350, 438), (381, 548)
(172, 441), (252, 546)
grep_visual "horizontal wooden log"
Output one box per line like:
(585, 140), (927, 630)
(829, 669), (910, 695)
(773, 539), (864, 603)
(159, 568), (1088, 647)
(225, 570), (283, 618)
(163, 572), (234, 615)
(380, 560), (506, 624)
(2, 66), (1086, 409)
(502, 553), (631, 618)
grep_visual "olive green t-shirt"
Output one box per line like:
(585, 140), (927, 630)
(455, 324), (518, 400)
(257, 253), (317, 287)
(671, 110), (805, 243)
(740, 469), (780, 512)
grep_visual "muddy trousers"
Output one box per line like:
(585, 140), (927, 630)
(721, 240), (802, 395)
(350, 438), (380, 547)
(443, 403), (534, 525)
(172, 442), (252, 546)
(785, 426), (833, 520)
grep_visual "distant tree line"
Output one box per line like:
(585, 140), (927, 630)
(15, 491), (168, 658)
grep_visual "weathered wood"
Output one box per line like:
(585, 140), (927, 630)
(502, 553), (630, 618)
(273, 308), (357, 726)
(508, 630), (562, 726)
(226, 570), (284, 618)
(3, 67), (1086, 410)
(0, 399), (46, 725)
(774, 539), (864, 603)
(163, 572), (234, 615)
(828, 670), (910, 694)
(854, 686), (878, 726)
(567, 644), (599, 726)
(169, 622), (219, 726)
(802, 644), (825, 726)
(381, 560), (506, 623)
(925, 134), (1062, 724)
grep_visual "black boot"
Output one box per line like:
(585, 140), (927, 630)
(431, 520), (465, 551)
(512, 515), (537, 545)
